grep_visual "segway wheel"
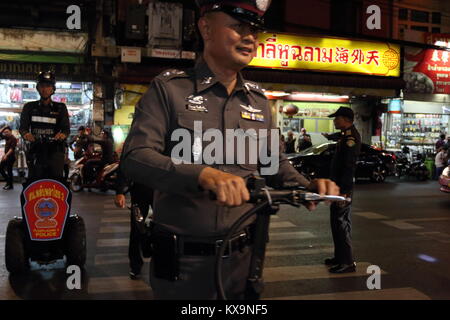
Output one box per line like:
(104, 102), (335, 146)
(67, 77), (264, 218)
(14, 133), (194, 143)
(5, 219), (29, 274)
(64, 215), (87, 267)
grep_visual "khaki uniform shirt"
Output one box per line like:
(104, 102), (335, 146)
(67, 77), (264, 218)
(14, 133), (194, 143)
(121, 59), (309, 237)
(330, 125), (361, 194)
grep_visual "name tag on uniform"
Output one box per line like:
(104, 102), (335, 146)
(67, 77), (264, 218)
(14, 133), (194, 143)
(31, 116), (57, 124)
(186, 95), (208, 113)
(241, 111), (264, 122)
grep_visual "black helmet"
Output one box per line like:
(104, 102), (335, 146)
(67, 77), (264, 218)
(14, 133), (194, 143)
(37, 71), (56, 86)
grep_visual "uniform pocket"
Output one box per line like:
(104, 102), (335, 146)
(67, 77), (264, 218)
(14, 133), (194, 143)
(177, 112), (219, 132)
(235, 120), (271, 171)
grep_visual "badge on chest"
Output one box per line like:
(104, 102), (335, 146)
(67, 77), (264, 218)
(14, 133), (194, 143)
(185, 95), (208, 113)
(241, 111), (264, 122)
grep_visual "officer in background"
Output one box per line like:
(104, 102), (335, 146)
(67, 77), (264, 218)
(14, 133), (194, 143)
(323, 107), (361, 273)
(69, 126), (89, 160)
(121, 0), (339, 299)
(114, 169), (154, 280)
(19, 71), (70, 181)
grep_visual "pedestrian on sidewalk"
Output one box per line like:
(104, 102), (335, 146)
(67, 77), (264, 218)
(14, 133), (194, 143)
(0, 126), (18, 190)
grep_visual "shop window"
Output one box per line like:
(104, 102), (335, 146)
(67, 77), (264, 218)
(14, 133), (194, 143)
(411, 25), (429, 32)
(398, 8), (408, 20)
(432, 27), (441, 34)
(411, 10), (429, 23)
(432, 12), (441, 24)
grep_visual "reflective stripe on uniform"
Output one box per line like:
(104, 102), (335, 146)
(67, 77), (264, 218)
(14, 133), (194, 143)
(31, 116), (57, 124)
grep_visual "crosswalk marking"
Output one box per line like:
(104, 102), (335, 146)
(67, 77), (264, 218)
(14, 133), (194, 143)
(101, 217), (129, 223)
(88, 276), (150, 294)
(103, 204), (122, 209)
(265, 287), (430, 300)
(99, 226), (130, 234)
(266, 247), (333, 257)
(95, 253), (129, 265)
(269, 231), (316, 241)
(405, 217), (450, 222)
(263, 262), (385, 282)
(416, 232), (450, 243)
(353, 211), (388, 220)
(269, 221), (297, 229)
(97, 238), (129, 247)
(381, 220), (423, 230)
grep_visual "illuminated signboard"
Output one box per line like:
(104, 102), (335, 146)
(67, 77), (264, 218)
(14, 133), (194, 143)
(249, 33), (401, 77)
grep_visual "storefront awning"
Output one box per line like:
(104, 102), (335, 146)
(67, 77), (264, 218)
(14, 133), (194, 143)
(242, 68), (404, 97)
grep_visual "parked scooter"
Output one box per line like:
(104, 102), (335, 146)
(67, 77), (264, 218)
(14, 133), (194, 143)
(69, 151), (121, 192)
(395, 152), (429, 181)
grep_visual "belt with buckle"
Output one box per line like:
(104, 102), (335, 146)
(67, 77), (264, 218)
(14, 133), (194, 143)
(182, 229), (253, 257)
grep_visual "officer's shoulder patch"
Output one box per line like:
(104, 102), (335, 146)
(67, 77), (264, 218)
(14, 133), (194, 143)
(157, 69), (188, 81)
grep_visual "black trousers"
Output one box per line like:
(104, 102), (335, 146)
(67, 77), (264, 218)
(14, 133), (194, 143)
(129, 184), (154, 273)
(27, 152), (64, 181)
(330, 198), (354, 265)
(0, 157), (15, 186)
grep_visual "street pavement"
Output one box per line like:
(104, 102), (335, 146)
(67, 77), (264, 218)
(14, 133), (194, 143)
(0, 177), (449, 300)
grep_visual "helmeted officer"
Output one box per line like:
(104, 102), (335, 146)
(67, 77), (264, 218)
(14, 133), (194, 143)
(121, 0), (340, 299)
(323, 107), (361, 273)
(19, 71), (70, 181)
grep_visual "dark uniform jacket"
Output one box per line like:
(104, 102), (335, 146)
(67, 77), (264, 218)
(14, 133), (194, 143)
(121, 59), (310, 237)
(19, 100), (70, 138)
(330, 125), (361, 195)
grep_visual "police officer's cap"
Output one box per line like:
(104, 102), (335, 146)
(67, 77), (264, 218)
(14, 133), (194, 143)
(328, 107), (354, 121)
(37, 71), (56, 86)
(196, 0), (272, 29)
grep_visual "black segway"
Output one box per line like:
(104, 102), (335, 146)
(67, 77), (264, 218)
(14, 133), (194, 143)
(215, 176), (347, 300)
(4, 135), (86, 274)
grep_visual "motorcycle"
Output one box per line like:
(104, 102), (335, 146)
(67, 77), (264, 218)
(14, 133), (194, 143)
(5, 135), (86, 274)
(395, 152), (429, 181)
(69, 151), (121, 193)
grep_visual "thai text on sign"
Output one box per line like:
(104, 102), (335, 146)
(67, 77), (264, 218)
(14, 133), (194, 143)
(249, 33), (400, 77)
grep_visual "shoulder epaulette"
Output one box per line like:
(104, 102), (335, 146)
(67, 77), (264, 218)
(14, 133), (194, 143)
(244, 81), (266, 97)
(157, 69), (189, 81)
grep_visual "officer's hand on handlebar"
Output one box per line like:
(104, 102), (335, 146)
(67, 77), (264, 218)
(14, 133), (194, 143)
(199, 167), (250, 207)
(24, 133), (35, 142)
(54, 132), (67, 141)
(304, 179), (340, 211)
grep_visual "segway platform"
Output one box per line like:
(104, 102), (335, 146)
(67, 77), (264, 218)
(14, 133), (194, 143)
(4, 179), (86, 274)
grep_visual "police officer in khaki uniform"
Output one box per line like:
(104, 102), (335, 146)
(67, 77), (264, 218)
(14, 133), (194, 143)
(323, 107), (361, 273)
(121, 0), (340, 299)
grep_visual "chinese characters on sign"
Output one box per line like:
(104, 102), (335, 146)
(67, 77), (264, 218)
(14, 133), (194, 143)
(404, 33), (450, 94)
(249, 33), (401, 77)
